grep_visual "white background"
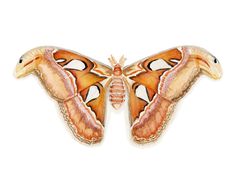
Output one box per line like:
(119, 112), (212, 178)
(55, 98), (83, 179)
(0, 0), (235, 184)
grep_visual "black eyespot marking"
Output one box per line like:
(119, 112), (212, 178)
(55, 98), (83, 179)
(214, 58), (219, 64)
(19, 58), (23, 64)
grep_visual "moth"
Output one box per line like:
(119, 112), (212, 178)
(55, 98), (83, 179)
(15, 46), (222, 144)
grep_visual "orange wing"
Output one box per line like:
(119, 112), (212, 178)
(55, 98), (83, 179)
(123, 47), (183, 143)
(53, 49), (112, 143)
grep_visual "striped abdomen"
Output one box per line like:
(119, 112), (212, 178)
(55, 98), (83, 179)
(109, 77), (125, 109)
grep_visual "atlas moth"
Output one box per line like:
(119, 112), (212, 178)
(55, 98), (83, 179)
(15, 46), (222, 144)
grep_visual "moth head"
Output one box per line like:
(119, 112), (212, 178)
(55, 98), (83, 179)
(108, 55), (126, 76)
(187, 46), (222, 80)
(15, 47), (52, 78)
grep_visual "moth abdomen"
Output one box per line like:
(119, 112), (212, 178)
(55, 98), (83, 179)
(109, 77), (125, 109)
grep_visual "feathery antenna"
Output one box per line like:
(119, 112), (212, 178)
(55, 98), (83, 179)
(119, 55), (126, 66)
(108, 55), (117, 67)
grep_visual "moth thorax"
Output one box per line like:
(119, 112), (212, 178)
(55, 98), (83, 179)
(109, 77), (125, 109)
(113, 64), (122, 76)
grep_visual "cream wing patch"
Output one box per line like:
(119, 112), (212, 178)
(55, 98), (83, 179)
(135, 85), (150, 103)
(149, 59), (172, 70)
(55, 58), (66, 63)
(63, 59), (86, 70)
(85, 85), (100, 103)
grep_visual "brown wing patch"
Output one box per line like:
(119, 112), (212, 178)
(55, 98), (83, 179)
(130, 69), (167, 92)
(80, 87), (89, 101)
(146, 87), (156, 101)
(86, 83), (106, 125)
(68, 70), (106, 92)
(128, 83), (148, 123)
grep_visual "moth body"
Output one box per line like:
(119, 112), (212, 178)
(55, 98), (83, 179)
(108, 55), (127, 109)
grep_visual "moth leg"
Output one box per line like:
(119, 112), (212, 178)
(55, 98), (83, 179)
(131, 95), (175, 143)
